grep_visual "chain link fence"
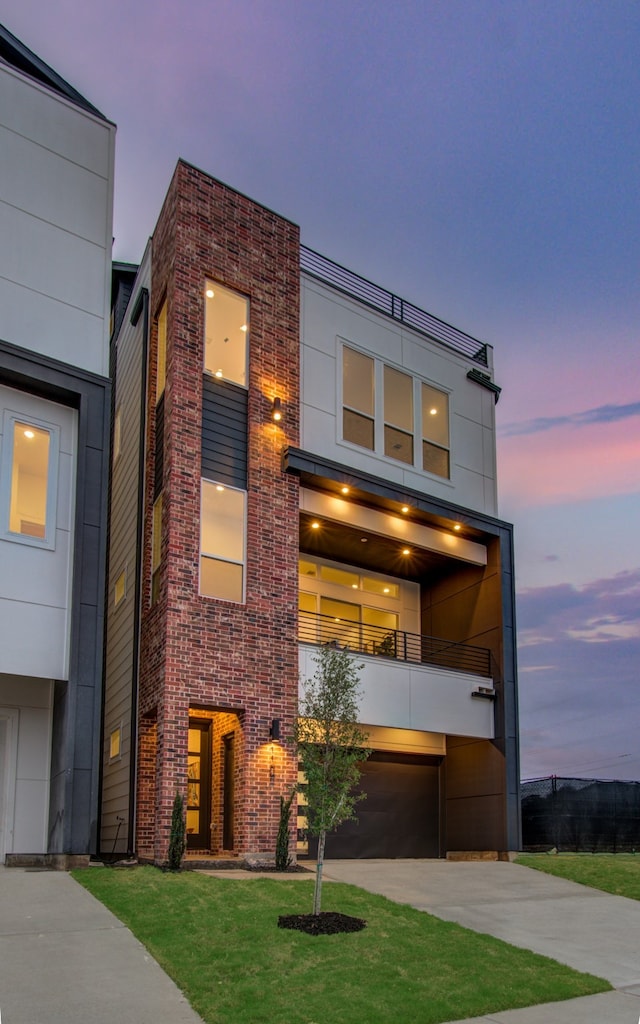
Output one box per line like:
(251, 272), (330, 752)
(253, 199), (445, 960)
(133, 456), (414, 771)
(521, 776), (640, 852)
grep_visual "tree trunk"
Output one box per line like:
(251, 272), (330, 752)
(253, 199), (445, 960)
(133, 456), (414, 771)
(313, 830), (326, 915)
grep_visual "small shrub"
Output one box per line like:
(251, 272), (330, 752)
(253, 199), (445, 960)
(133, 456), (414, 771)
(167, 791), (186, 871)
(275, 789), (295, 871)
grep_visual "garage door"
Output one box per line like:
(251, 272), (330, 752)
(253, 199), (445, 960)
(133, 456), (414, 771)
(308, 752), (442, 859)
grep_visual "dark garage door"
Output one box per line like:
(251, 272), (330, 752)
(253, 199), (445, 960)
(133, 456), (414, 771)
(309, 752), (442, 859)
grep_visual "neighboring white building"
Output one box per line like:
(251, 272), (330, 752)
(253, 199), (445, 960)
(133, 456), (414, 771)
(0, 24), (115, 864)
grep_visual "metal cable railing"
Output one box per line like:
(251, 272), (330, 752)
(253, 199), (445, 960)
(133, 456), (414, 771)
(300, 245), (489, 366)
(298, 611), (491, 678)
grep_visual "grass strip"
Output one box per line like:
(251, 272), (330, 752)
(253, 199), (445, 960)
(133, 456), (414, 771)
(73, 866), (609, 1024)
(516, 853), (640, 900)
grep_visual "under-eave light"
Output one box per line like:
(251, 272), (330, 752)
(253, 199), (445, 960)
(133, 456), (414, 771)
(272, 397), (282, 422)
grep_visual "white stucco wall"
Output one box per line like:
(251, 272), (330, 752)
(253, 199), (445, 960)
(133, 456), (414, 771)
(301, 275), (498, 515)
(0, 61), (115, 376)
(0, 385), (76, 679)
(299, 645), (495, 740)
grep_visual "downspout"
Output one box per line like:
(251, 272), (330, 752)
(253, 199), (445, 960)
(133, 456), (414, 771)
(128, 286), (150, 855)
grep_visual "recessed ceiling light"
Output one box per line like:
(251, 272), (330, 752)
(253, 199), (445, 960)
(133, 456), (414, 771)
(215, 369), (223, 378)
(360, 537), (368, 543)
(206, 288), (214, 298)
(402, 548), (410, 556)
(240, 324), (247, 332)
(341, 486), (349, 495)
(430, 408), (437, 415)
(24, 429), (35, 439)
(453, 524), (461, 531)
(401, 505), (409, 514)
(311, 521), (320, 530)
(351, 583), (358, 589)
(383, 587), (390, 594)
(216, 485), (225, 492)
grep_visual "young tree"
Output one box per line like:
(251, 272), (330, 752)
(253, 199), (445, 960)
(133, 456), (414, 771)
(294, 646), (370, 915)
(167, 791), (186, 870)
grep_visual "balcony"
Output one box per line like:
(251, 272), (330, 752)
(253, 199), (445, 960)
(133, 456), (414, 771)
(298, 611), (496, 739)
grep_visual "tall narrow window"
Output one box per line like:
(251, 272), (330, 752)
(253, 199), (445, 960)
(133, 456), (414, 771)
(113, 406), (122, 465)
(200, 481), (245, 602)
(0, 413), (59, 549)
(422, 384), (450, 478)
(343, 346), (374, 450)
(156, 301), (167, 403)
(204, 282), (249, 387)
(151, 494), (163, 604)
(384, 365), (413, 464)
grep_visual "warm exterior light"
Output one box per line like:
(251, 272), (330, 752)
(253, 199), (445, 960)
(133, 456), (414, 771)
(453, 523), (461, 531)
(269, 718), (281, 741)
(402, 548), (410, 556)
(311, 521), (320, 530)
(272, 397), (282, 422)
(401, 505), (409, 514)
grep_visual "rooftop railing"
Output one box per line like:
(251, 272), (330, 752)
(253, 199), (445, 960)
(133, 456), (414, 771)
(298, 611), (492, 679)
(300, 245), (489, 366)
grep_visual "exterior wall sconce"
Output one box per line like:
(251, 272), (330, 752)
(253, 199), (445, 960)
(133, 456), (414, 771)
(271, 397), (282, 422)
(269, 718), (281, 741)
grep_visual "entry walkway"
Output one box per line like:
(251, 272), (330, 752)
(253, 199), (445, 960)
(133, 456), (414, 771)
(0, 867), (203, 1024)
(322, 859), (640, 1023)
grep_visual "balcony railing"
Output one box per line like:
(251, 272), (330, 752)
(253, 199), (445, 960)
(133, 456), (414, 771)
(300, 245), (489, 366)
(298, 611), (491, 679)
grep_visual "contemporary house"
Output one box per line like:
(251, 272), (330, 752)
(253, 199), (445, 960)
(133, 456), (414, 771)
(0, 25), (114, 865)
(103, 160), (519, 863)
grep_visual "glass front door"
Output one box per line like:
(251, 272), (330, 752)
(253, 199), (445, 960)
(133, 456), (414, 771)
(186, 719), (211, 850)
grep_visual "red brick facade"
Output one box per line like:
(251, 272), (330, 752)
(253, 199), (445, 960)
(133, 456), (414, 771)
(138, 162), (300, 863)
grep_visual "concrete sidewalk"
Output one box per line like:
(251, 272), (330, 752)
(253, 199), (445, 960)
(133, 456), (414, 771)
(322, 859), (640, 1023)
(0, 867), (203, 1024)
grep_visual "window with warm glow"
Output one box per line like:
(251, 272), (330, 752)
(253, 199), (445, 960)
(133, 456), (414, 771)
(421, 383), (450, 478)
(204, 281), (249, 387)
(0, 414), (59, 548)
(343, 346), (374, 450)
(114, 568), (126, 606)
(341, 343), (451, 479)
(200, 480), (246, 602)
(109, 726), (122, 761)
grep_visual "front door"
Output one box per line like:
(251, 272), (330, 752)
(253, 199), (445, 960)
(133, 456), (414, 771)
(186, 719), (211, 850)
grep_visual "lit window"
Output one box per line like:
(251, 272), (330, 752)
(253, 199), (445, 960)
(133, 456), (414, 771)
(384, 365), (414, 465)
(200, 481), (246, 602)
(151, 495), (162, 604)
(342, 346), (374, 450)
(114, 568), (126, 606)
(422, 383), (450, 478)
(156, 301), (167, 403)
(109, 726), (122, 761)
(341, 344), (451, 479)
(298, 559), (317, 578)
(0, 413), (59, 549)
(204, 281), (249, 387)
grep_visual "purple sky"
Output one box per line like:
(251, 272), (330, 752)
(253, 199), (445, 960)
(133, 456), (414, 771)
(6, 1), (639, 781)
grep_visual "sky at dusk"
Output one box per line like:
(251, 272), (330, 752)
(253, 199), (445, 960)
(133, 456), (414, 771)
(5, 1), (638, 781)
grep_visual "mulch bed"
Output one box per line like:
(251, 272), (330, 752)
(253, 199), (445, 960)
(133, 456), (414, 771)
(278, 912), (367, 935)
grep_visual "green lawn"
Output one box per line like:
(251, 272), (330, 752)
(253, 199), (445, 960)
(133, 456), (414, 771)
(516, 853), (640, 900)
(73, 867), (609, 1024)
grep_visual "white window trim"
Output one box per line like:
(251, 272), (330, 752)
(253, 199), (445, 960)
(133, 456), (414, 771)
(338, 339), (453, 482)
(0, 409), (60, 550)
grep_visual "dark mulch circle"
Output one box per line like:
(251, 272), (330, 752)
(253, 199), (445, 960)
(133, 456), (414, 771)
(278, 911), (367, 935)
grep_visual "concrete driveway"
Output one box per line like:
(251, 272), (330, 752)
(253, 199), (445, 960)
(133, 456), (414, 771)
(322, 858), (640, 1023)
